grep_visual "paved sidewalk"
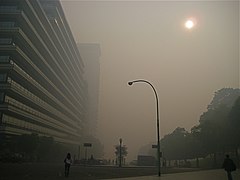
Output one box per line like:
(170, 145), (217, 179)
(105, 169), (240, 180)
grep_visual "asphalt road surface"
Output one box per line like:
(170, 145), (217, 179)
(108, 169), (240, 180)
(0, 163), (239, 180)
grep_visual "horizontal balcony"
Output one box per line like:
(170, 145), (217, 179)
(0, 27), (85, 110)
(1, 124), (80, 145)
(0, 42), (85, 121)
(0, 103), (81, 140)
(5, 83), (81, 133)
(0, 28), (85, 117)
(7, 64), (82, 129)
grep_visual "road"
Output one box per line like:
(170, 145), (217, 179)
(0, 163), (239, 180)
(107, 169), (240, 180)
(0, 163), (157, 180)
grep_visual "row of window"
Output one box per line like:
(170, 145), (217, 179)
(21, 6), (84, 105)
(1, 114), (69, 138)
(5, 7), (86, 119)
(0, 22), (15, 28)
(0, 55), (11, 63)
(5, 92), (80, 136)
(0, 73), (7, 82)
(0, 4), (83, 139)
(0, 74), (81, 137)
(11, 79), (79, 132)
(15, 30), (84, 117)
(5, 95), (67, 132)
(12, 61), (83, 128)
(9, 67), (81, 129)
(47, 13), (83, 89)
(0, 92), (5, 103)
(0, 38), (13, 45)
(0, 112), (2, 124)
(0, 6), (18, 12)
(11, 79), (42, 103)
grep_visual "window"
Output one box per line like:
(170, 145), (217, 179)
(0, 113), (3, 124)
(0, 56), (10, 63)
(0, 92), (5, 103)
(0, 74), (7, 82)
(0, 38), (12, 45)
(0, 6), (17, 12)
(0, 22), (15, 28)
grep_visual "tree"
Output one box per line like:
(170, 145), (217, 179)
(115, 144), (128, 166)
(157, 88), (240, 168)
(196, 88), (240, 167)
(207, 88), (240, 110)
(161, 127), (189, 163)
(228, 96), (240, 164)
(229, 96), (240, 139)
(185, 126), (207, 167)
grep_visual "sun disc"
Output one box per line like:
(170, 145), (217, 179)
(185, 20), (194, 29)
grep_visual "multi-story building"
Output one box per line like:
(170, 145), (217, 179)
(78, 43), (101, 136)
(0, 0), (86, 145)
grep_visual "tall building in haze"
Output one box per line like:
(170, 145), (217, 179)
(0, 0), (87, 145)
(78, 43), (101, 136)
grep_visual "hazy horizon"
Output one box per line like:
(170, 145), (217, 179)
(61, 0), (239, 161)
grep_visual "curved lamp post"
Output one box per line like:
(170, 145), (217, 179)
(128, 79), (161, 176)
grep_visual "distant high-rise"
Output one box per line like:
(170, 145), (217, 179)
(0, 0), (86, 145)
(78, 43), (101, 136)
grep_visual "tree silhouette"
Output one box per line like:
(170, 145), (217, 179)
(160, 88), (240, 168)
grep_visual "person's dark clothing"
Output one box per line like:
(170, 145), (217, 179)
(64, 153), (72, 177)
(226, 171), (233, 180)
(222, 156), (236, 180)
(64, 163), (70, 177)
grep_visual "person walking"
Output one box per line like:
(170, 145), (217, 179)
(64, 153), (73, 177)
(222, 154), (236, 180)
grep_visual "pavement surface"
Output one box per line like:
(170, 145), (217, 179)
(106, 169), (240, 180)
(0, 163), (239, 180)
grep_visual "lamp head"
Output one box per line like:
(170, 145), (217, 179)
(128, 81), (133, 86)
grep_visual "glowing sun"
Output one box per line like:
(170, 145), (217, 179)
(185, 20), (194, 29)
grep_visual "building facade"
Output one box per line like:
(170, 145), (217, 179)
(78, 43), (101, 136)
(0, 0), (86, 145)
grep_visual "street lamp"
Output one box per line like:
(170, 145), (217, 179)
(128, 79), (161, 176)
(119, 138), (122, 167)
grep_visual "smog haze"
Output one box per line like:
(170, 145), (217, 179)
(61, 0), (239, 161)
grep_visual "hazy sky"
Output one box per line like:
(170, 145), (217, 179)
(61, 0), (239, 161)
